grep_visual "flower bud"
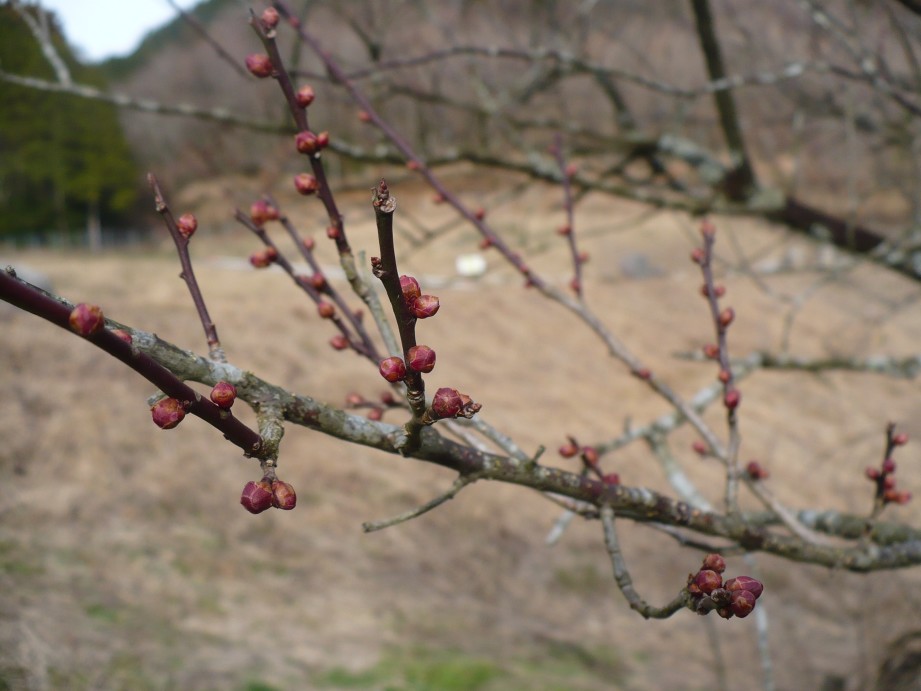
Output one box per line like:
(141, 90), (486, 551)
(177, 213), (198, 238)
(367, 408), (383, 421)
(432, 387), (463, 419)
(294, 173), (319, 195)
(407, 345), (436, 373)
(400, 275), (421, 303)
(271, 479), (297, 510)
(474, 208), (486, 221)
(702, 343), (719, 359)
(68, 303), (104, 336)
(564, 162), (578, 178)
(316, 131), (330, 149)
(558, 442), (579, 458)
(379, 356), (406, 383)
(302, 236), (316, 251)
(690, 247), (705, 264)
(557, 224), (572, 236)
(893, 433), (909, 446)
(381, 391), (397, 405)
(326, 225), (340, 240)
(692, 440), (708, 456)
(723, 575), (763, 600)
(724, 388), (741, 410)
(249, 200), (275, 226)
(317, 301), (335, 319)
(308, 273), (327, 291)
(151, 397), (185, 429)
(866, 466), (880, 480)
(700, 219), (716, 239)
(329, 334), (349, 350)
(577, 251), (590, 264)
(882, 457), (896, 474)
(632, 367), (651, 380)
(210, 381), (237, 409)
(295, 130), (319, 154)
(240, 479), (273, 514)
(718, 369), (731, 384)
(582, 446), (599, 466)
(412, 295), (440, 319)
(729, 589), (757, 618)
(249, 247), (278, 268)
(357, 110), (372, 123)
(719, 307), (735, 328)
(345, 392), (365, 407)
(261, 7), (279, 28)
(245, 53), (273, 78)
(746, 460), (769, 480)
(295, 85), (315, 108)
(693, 569), (723, 595)
(702, 554), (726, 573)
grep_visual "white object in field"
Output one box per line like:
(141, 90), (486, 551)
(455, 253), (487, 278)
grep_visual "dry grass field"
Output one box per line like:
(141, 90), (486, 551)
(3, 174), (921, 690)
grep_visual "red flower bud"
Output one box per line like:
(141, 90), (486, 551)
(723, 575), (763, 600)
(633, 367), (651, 380)
(558, 442), (579, 458)
(302, 236), (316, 251)
(746, 460), (769, 480)
(294, 173), (319, 195)
(724, 388), (741, 410)
(326, 225), (340, 239)
(557, 224), (572, 236)
(582, 446), (599, 466)
(177, 213), (198, 238)
(690, 247), (705, 264)
(893, 433), (909, 446)
(432, 387), (463, 419)
(700, 219), (716, 239)
(271, 479), (297, 510)
(719, 307), (735, 328)
(866, 466), (881, 480)
(249, 200), (275, 226)
(718, 369), (731, 383)
(565, 163), (578, 178)
(400, 275), (421, 303)
(379, 356), (406, 383)
(577, 251), (590, 264)
(329, 334), (349, 350)
(245, 53), (273, 78)
(479, 237), (493, 250)
(317, 301), (335, 319)
(406, 159), (421, 171)
(474, 208), (486, 221)
(412, 295), (440, 319)
(295, 130), (319, 154)
(345, 392), (365, 407)
(295, 85), (315, 108)
(261, 7), (279, 27)
(693, 569), (723, 595)
(316, 131), (330, 149)
(702, 343), (719, 359)
(357, 109), (372, 123)
(367, 408), (383, 421)
(882, 457), (896, 474)
(407, 345), (436, 373)
(884, 475), (897, 490)
(309, 273), (327, 291)
(702, 554), (726, 573)
(602, 472), (620, 485)
(68, 303), (104, 336)
(240, 479), (274, 514)
(692, 440), (708, 456)
(249, 248), (277, 268)
(151, 397), (185, 429)
(730, 589), (756, 618)
(210, 381), (237, 409)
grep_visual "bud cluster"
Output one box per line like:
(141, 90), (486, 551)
(240, 476), (297, 514)
(866, 429), (911, 506)
(430, 387), (480, 420)
(558, 436), (620, 484)
(686, 553), (764, 619)
(399, 275), (440, 319)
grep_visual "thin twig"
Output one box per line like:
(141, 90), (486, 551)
(362, 474), (477, 532)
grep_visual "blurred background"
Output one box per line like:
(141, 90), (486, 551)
(4, 1), (921, 689)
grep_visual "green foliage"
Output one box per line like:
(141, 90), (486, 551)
(0, 4), (139, 240)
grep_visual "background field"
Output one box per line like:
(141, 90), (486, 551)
(4, 174), (921, 690)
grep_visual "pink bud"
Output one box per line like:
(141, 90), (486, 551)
(893, 433), (909, 446)
(723, 575), (763, 600)
(294, 173), (319, 195)
(730, 589), (756, 618)
(557, 224), (572, 236)
(412, 295), (440, 319)
(632, 367), (651, 380)
(357, 110), (372, 123)
(379, 356), (406, 383)
(240, 479), (274, 514)
(474, 208), (486, 221)
(261, 6), (279, 28)
(432, 387), (463, 419)
(719, 307), (735, 328)
(558, 442), (579, 458)
(882, 457), (896, 474)
(692, 441), (708, 456)
(210, 381), (237, 409)
(326, 225), (340, 239)
(694, 569), (723, 595)
(249, 248), (277, 268)
(317, 302), (335, 319)
(316, 131), (330, 149)
(295, 130), (319, 154)
(309, 273), (327, 291)
(702, 343), (719, 359)
(724, 389), (741, 410)
(690, 248), (705, 264)
(700, 219), (717, 239)
(249, 200), (277, 226)
(400, 275), (421, 303)
(177, 213), (198, 238)
(302, 236), (316, 251)
(367, 408), (383, 421)
(602, 473), (620, 486)
(407, 345), (436, 373)
(329, 334), (349, 351)
(866, 467), (881, 480)
(702, 554), (726, 573)
(245, 53), (273, 78)
(151, 397), (185, 429)
(582, 446), (599, 466)
(295, 85), (315, 108)
(271, 480), (297, 510)
(746, 460), (769, 480)
(68, 303), (105, 336)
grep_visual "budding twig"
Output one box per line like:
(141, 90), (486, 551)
(147, 173), (225, 362)
(362, 474), (478, 532)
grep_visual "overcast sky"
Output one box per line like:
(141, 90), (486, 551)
(37, 0), (200, 62)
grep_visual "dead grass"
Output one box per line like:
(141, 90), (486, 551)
(3, 177), (921, 690)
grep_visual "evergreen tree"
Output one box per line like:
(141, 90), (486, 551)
(0, 3), (138, 242)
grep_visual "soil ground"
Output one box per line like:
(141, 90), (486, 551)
(3, 173), (921, 690)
